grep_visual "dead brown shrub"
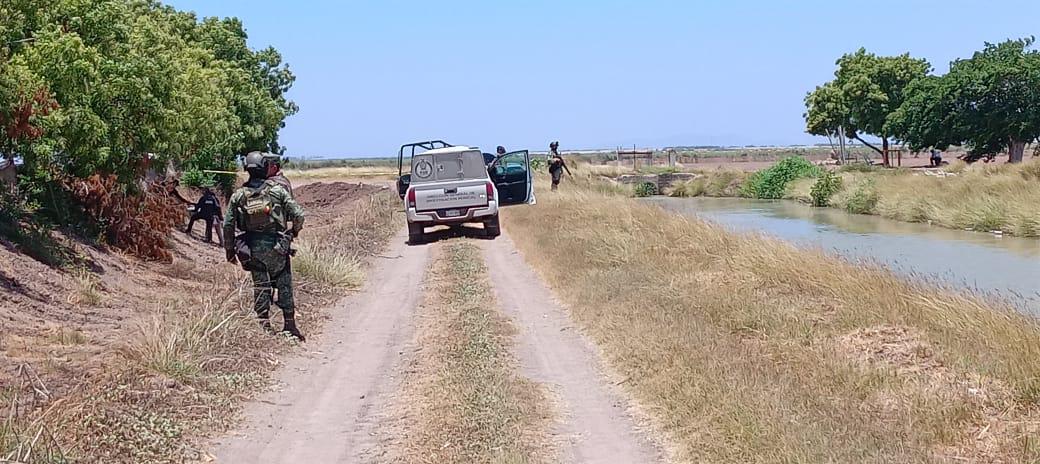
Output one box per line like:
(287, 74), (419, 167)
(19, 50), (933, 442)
(66, 175), (182, 261)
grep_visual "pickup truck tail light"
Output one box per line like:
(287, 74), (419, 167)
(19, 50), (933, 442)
(486, 181), (495, 201)
(407, 188), (416, 208)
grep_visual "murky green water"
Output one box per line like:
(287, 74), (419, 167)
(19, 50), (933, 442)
(649, 197), (1040, 315)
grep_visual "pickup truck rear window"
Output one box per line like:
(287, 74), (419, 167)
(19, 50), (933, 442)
(411, 151), (487, 183)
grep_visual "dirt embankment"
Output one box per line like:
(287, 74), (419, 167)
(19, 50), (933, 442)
(0, 181), (396, 463)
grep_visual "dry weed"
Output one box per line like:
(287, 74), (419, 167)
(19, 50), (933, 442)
(503, 181), (1040, 462)
(292, 241), (364, 290)
(389, 242), (553, 463)
(67, 269), (102, 306)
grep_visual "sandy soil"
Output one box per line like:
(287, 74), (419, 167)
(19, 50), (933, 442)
(210, 230), (664, 463)
(0, 214), (228, 398)
(481, 234), (665, 463)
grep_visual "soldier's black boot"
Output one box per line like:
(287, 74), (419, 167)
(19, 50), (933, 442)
(282, 318), (305, 342)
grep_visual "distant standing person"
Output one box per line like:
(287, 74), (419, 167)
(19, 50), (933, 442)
(485, 146), (506, 167)
(548, 141), (572, 191)
(261, 152), (293, 197)
(185, 187), (223, 246)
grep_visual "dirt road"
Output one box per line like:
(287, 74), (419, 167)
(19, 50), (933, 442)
(481, 235), (664, 463)
(209, 230), (430, 463)
(210, 228), (664, 463)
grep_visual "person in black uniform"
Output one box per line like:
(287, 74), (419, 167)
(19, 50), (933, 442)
(185, 187), (223, 245)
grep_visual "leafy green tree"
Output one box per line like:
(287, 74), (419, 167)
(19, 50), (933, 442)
(2, 0), (297, 190)
(804, 82), (848, 141)
(885, 76), (957, 153)
(890, 38), (1040, 163)
(0, 0), (297, 254)
(805, 49), (930, 166)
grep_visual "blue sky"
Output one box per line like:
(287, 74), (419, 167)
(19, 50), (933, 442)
(166, 0), (1040, 157)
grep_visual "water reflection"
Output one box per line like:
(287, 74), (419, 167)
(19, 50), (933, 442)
(649, 197), (1040, 314)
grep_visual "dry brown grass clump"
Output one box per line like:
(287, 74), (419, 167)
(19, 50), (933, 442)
(390, 242), (553, 463)
(668, 169), (749, 198)
(866, 159), (1040, 236)
(574, 161), (633, 178)
(67, 269), (103, 306)
(503, 183), (1040, 463)
(292, 190), (398, 293)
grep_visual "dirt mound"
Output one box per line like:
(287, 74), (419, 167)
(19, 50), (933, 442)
(294, 181), (389, 225)
(295, 181), (384, 208)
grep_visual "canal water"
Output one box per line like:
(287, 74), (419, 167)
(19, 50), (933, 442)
(648, 197), (1040, 315)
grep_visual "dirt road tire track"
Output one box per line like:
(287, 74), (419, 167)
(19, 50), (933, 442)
(211, 227), (664, 463)
(480, 234), (666, 464)
(210, 229), (430, 463)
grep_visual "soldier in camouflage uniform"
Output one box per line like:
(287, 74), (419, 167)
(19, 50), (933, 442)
(224, 152), (307, 340)
(260, 152), (293, 197)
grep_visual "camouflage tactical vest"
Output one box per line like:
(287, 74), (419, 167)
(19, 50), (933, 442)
(237, 182), (280, 233)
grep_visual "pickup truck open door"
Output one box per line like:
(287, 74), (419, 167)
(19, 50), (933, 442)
(490, 150), (536, 206)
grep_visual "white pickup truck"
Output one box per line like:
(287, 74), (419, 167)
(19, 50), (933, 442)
(396, 141), (534, 244)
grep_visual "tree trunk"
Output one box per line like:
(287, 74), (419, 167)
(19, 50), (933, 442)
(1009, 139), (1026, 163)
(851, 134), (884, 158)
(881, 138), (890, 167)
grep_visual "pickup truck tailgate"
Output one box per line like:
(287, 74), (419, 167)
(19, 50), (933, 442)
(414, 180), (488, 211)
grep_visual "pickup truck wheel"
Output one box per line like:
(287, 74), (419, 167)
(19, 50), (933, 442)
(407, 223), (425, 245)
(484, 215), (501, 238)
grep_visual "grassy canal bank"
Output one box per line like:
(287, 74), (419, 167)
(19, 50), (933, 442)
(666, 157), (1040, 237)
(503, 178), (1040, 462)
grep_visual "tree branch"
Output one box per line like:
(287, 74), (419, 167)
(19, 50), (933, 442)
(5, 37), (36, 46)
(852, 134), (884, 155)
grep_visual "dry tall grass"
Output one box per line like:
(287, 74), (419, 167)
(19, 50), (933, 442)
(293, 190), (398, 293)
(503, 183), (1040, 462)
(574, 161), (633, 178)
(291, 241), (364, 290)
(668, 169), (749, 198)
(864, 160), (1040, 236)
(391, 242), (552, 463)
